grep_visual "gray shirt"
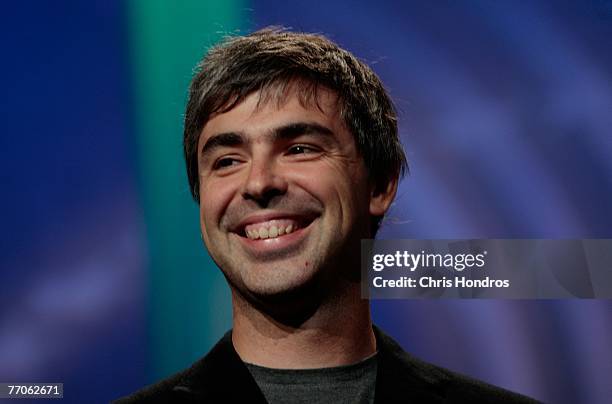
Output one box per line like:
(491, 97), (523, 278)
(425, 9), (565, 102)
(245, 354), (377, 404)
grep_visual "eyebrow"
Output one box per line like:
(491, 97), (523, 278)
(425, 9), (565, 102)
(200, 132), (245, 160)
(200, 122), (336, 160)
(274, 122), (335, 141)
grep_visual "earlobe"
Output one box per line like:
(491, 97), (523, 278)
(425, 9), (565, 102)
(369, 175), (399, 217)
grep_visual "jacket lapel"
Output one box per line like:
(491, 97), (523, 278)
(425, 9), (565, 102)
(373, 326), (446, 403)
(172, 331), (268, 403)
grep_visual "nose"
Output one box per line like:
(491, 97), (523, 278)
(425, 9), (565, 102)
(241, 157), (288, 207)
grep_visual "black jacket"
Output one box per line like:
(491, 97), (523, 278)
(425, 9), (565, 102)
(115, 327), (539, 403)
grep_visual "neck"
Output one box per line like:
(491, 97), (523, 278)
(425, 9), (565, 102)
(231, 283), (376, 369)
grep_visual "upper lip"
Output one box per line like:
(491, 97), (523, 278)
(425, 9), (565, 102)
(231, 211), (319, 236)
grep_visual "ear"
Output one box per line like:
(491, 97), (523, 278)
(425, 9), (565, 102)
(369, 174), (399, 217)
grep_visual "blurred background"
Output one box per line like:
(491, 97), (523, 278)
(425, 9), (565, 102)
(1, 1), (611, 403)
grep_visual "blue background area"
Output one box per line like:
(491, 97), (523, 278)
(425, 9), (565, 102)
(1, 1), (611, 403)
(0, 2), (146, 402)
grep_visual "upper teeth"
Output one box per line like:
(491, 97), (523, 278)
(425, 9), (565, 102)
(245, 220), (297, 240)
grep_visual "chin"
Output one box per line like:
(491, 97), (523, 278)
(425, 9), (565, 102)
(245, 272), (319, 299)
(245, 284), (327, 326)
(234, 266), (326, 306)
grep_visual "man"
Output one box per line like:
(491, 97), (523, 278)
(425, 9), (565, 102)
(117, 28), (537, 403)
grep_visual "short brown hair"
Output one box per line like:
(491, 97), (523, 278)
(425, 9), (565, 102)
(184, 28), (407, 230)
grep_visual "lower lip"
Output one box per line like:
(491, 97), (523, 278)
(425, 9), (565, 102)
(234, 221), (315, 258)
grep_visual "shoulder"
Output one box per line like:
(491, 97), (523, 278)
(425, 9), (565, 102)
(373, 326), (540, 403)
(112, 331), (234, 403)
(112, 370), (187, 403)
(112, 330), (267, 404)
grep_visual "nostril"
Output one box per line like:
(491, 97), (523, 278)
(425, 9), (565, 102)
(243, 188), (285, 208)
(241, 162), (288, 205)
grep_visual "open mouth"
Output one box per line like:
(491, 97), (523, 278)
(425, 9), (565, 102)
(229, 213), (319, 258)
(235, 215), (318, 241)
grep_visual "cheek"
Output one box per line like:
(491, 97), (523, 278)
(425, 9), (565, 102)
(199, 178), (239, 229)
(327, 160), (369, 201)
(290, 163), (363, 214)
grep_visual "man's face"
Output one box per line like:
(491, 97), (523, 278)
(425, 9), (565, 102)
(197, 87), (386, 303)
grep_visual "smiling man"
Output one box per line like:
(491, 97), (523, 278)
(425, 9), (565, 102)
(117, 28), (537, 403)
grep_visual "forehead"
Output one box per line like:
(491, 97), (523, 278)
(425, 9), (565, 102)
(198, 84), (346, 148)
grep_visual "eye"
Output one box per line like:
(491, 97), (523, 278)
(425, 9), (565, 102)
(287, 145), (317, 155)
(213, 157), (241, 170)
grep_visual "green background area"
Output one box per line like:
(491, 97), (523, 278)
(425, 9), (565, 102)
(127, 0), (246, 380)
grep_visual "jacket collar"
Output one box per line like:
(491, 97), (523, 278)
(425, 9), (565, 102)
(173, 330), (268, 403)
(173, 326), (444, 403)
(372, 326), (446, 403)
